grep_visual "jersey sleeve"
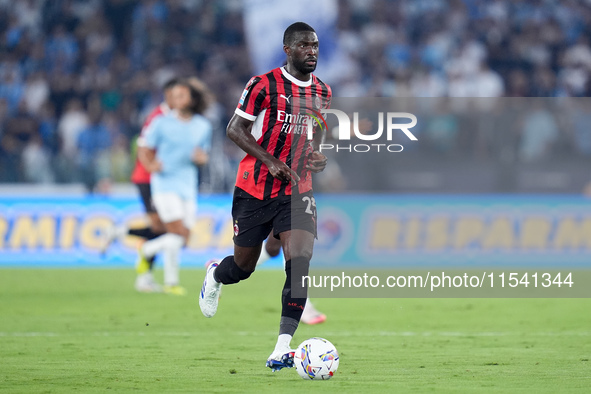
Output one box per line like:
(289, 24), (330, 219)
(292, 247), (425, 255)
(234, 76), (267, 121)
(143, 117), (161, 149)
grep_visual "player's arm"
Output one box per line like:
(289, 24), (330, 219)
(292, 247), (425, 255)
(192, 149), (209, 166)
(227, 113), (300, 184)
(139, 119), (162, 173)
(139, 147), (162, 173)
(306, 125), (327, 173)
(306, 93), (331, 173)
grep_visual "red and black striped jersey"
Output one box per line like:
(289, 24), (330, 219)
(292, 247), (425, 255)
(131, 102), (170, 184)
(234, 66), (332, 200)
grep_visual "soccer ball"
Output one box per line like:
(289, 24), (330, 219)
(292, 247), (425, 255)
(294, 337), (339, 380)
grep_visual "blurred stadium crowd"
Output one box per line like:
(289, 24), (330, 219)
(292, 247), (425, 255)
(1, 0), (590, 192)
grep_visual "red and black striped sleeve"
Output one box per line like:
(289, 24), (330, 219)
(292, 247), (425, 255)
(235, 76), (268, 121)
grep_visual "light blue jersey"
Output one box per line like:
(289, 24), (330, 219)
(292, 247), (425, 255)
(144, 112), (212, 199)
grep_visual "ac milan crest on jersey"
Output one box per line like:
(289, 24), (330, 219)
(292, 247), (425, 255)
(313, 95), (321, 109)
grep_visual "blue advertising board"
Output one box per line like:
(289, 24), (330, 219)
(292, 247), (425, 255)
(1, 194), (591, 268)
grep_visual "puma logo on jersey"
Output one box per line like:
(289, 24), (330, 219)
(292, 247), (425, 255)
(280, 94), (291, 103)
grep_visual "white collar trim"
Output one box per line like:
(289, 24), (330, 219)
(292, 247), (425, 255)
(281, 66), (312, 87)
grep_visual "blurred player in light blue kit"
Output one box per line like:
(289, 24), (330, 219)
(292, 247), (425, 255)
(139, 78), (213, 295)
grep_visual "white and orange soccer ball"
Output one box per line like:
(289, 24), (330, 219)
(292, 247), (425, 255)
(294, 337), (339, 380)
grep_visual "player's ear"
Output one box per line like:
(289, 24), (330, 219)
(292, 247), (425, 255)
(283, 44), (291, 56)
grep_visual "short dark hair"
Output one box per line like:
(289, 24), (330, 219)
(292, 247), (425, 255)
(283, 22), (315, 46)
(162, 77), (182, 91)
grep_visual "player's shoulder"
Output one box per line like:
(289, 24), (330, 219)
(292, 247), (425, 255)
(244, 74), (265, 90)
(153, 112), (172, 124)
(146, 103), (169, 121)
(142, 104), (167, 130)
(245, 67), (283, 88)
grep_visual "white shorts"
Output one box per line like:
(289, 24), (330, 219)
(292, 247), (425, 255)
(152, 192), (196, 229)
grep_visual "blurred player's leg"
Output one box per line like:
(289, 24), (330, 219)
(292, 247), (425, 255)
(301, 299), (326, 325)
(141, 193), (193, 295)
(141, 231), (185, 294)
(134, 212), (167, 293)
(134, 184), (166, 276)
(135, 211), (166, 272)
(100, 182), (166, 286)
(256, 234), (281, 265)
(135, 238), (162, 293)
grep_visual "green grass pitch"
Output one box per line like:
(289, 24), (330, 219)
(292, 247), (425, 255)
(1, 268), (590, 393)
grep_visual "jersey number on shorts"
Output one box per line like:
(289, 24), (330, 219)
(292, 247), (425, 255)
(302, 196), (316, 215)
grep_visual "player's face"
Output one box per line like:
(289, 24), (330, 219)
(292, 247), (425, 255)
(287, 32), (319, 75)
(171, 85), (192, 112)
(164, 88), (176, 109)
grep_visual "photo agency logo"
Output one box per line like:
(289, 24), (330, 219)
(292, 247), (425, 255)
(305, 109), (418, 153)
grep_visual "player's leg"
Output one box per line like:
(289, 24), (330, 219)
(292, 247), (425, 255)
(100, 182), (164, 259)
(132, 187), (166, 292)
(133, 184), (166, 278)
(300, 299), (327, 325)
(124, 183), (163, 240)
(159, 219), (189, 295)
(133, 183), (166, 241)
(265, 229), (313, 370)
(134, 183), (165, 240)
(256, 233), (282, 265)
(266, 191), (317, 371)
(258, 229), (326, 324)
(140, 193), (189, 294)
(158, 197), (195, 295)
(135, 211), (165, 267)
(128, 212), (165, 241)
(199, 243), (262, 318)
(200, 188), (273, 317)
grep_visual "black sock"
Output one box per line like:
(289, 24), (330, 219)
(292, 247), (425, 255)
(128, 227), (161, 240)
(280, 257), (310, 335)
(213, 255), (253, 284)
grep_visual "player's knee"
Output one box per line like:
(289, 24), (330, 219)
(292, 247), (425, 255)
(266, 243), (281, 257)
(234, 252), (259, 273)
(165, 223), (189, 240)
(163, 233), (184, 250)
(151, 223), (166, 235)
(149, 214), (166, 234)
(265, 237), (282, 257)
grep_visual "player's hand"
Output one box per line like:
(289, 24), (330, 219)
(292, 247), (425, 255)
(145, 160), (162, 173)
(193, 148), (209, 166)
(306, 151), (327, 173)
(266, 157), (300, 185)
